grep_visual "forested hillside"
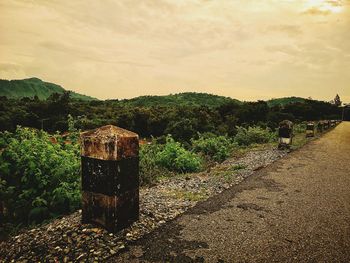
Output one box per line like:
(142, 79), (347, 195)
(117, 92), (240, 108)
(0, 78), (320, 108)
(0, 78), (96, 101)
(267, 97), (306, 107)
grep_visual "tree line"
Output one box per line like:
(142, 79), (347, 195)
(0, 92), (341, 142)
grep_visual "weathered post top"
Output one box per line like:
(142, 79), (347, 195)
(81, 125), (140, 233)
(306, 122), (314, 129)
(81, 125), (139, 161)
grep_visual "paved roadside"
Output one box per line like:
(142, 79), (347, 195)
(112, 122), (350, 263)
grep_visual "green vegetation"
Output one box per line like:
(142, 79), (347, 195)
(267, 97), (306, 107)
(0, 78), (97, 101)
(231, 164), (247, 171)
(211, 163), (247, 182)
(291, 123), (308, 150)
(155, 136), (203, 173)
(118, 92), (240, 108)
(234, 126), (275, 146)
(0, 92), (341, 141)
(293, 123), (307, 133)
(139, 141), (170, 186)
(191, 133), (235, 162)
(0, 78), (341, 137)
(0, 124), (80, 236)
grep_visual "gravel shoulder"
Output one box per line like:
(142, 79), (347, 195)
(114, 122), (350, 262)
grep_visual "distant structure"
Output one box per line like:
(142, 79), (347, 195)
(334, 94), (342, 107)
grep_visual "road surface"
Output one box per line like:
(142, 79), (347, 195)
(113, 122), (350, 262)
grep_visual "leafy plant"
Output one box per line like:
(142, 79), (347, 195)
(234, 126), (275, 146)
(0, 125), (80, 227)
(293, 123), (306, 133)
(191, 133), (235, 162)
(155, 135), (202, 173)
(139, 140), (169, 186)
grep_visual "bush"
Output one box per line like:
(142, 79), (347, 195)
(0, 131), (11, 148)
(155, 136), (202, 173)
(293, 123), (306, 133)
(139, 141), (169, 186)
(0, 126), (80, 227)
(191, 133), (234, 162)
(234, 126), (275, 146)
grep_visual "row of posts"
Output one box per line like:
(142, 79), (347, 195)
(278, 119), (342, 149)
(79, 119), (341, 233)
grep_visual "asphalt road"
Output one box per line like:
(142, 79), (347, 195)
(113, 122), (350, 263)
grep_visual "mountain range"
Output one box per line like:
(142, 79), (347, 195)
(0, 77), (308, 107)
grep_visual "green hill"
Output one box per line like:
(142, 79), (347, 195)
(267, 97), (306, 107)
(116, 92), (241, 108)
(0, 78), (313, 107)
(0, 78), (97, 101)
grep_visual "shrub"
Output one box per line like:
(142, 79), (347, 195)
(155, 136), (202, 173)
(234, 126), (275, 146)
(0, 131), (11, 148)
(293, 123), (306, 133)
(191, 133), (234, 162)
(0, 126), (80, 227)
(139, 141), (168, 186)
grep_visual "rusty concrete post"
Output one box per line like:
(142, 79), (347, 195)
(278, 120), (293, 150)
(306, 122), (315, 137)
(80, 125), (139, 232)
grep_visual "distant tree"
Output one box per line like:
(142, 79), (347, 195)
(47, 91), (71, 117)
(334, 94), (342, 107)
(47, 92), (61, 102)
(165, 118), (196, 143)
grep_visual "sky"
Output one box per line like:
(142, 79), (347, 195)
(0, 0), (349, 102)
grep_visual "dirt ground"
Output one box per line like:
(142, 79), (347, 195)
(112, 122), (350, 263)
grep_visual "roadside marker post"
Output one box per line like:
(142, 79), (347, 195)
(278, 120), (293, 150)
(306, 122), (315, 137)
(80, 125), (139, 232)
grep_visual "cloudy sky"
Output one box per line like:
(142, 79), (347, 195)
(0, 0), (349, 102)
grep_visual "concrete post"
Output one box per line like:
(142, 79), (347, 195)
(278, 120), (293, 149)
(306, 122), (315, 137)
(80, 125), (139, 232)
